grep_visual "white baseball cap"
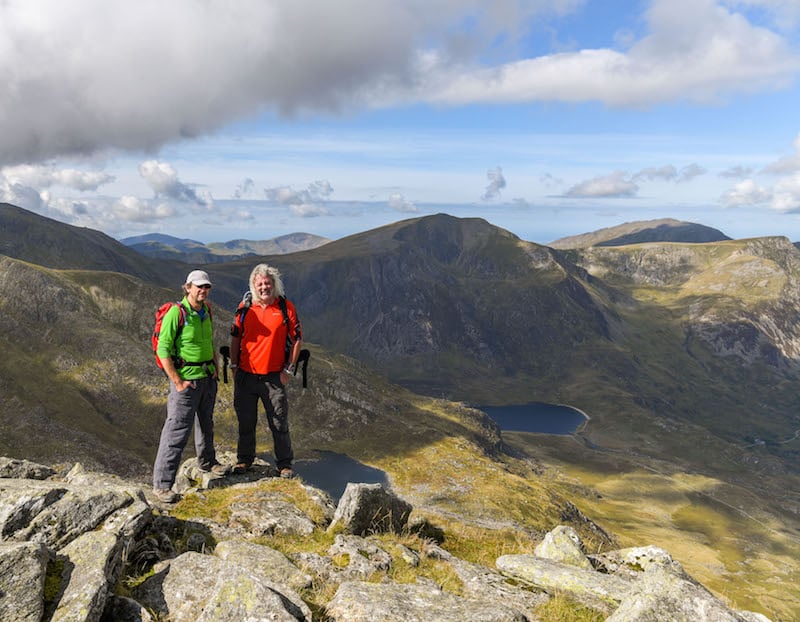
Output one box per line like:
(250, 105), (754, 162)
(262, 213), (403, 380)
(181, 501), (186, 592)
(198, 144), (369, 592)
(185, 270), (212, 286)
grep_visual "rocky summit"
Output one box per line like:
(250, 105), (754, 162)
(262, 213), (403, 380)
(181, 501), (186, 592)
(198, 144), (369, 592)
(0, 456), (771, 622)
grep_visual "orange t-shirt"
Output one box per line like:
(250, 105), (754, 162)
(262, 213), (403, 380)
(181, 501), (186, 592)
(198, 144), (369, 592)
(234, 299), (300, 374)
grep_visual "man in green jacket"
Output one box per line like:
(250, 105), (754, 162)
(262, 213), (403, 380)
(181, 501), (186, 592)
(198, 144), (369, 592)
(152, 270), (228, 503)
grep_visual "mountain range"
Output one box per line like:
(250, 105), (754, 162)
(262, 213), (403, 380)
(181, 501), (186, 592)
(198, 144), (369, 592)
(121, 231), (330, 263)
(1, 202), (798, 619)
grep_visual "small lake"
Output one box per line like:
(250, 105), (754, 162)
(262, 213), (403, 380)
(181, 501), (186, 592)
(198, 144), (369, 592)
(295, 450), (388, 501)
(479, 402), (588, 435)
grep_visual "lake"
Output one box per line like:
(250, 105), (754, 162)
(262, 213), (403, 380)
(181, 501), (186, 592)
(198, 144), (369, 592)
(295, 450), (388, 501)
(479, 402), (588, 434)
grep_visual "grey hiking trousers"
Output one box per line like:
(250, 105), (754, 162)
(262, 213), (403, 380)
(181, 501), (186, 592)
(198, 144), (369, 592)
(153, 376), (218, 490)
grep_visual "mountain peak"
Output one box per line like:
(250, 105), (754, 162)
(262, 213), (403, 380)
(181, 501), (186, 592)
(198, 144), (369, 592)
(549, 218), (731, 249)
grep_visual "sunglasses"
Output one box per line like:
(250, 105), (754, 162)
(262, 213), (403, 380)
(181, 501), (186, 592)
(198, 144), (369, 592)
(195, 284), (212, 290)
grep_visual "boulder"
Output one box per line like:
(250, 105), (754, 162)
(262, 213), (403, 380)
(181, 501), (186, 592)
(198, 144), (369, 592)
(534, 524), (593, 570)
(589, 544), (676, 578)
(0, 457), (55, 480)
(133, 551), (312, 621)
(49, 530), (123, 622)
(227, 489), (316, 536)
(0, 541), (50, 622)
(497, 553), (631, 614)
(327, 534), (392, 579)
(325, 580), (529, 622)
(607, 563), (761, 622)
(214, 539), (313, 591)
(328, 482), (411, 535)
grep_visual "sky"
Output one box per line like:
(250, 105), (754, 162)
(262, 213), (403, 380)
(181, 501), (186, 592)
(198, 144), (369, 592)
(2, 0), (800, 245)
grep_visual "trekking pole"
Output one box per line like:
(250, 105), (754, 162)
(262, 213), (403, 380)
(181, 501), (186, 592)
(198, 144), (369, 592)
(219, 346), (230, 384)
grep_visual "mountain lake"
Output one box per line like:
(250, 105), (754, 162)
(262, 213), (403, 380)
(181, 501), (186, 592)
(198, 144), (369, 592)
(479, 402), (588, 434)
(295, 450), (389, 501)
(297, 403), (586, 500)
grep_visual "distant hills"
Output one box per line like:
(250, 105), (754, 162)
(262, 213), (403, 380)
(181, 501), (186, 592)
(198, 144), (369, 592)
(1, 204), (799, 618)
(0, 202), (180, 286)
(121, 231), (330, 263)
(549, 217), (731, 248)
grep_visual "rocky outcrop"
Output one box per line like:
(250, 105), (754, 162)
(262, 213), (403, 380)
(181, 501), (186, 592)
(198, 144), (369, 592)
(0, 456), (773, 622)
(498, 535), (770, 622)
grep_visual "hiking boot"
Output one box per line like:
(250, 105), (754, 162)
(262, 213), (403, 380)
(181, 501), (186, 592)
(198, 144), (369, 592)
(153, 488), (180, 504)
(279, 468), (295, 479)
(199, 462), (230, 476)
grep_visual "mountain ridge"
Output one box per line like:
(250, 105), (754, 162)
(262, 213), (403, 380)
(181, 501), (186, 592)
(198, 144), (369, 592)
(549, 217), (731, 249)
(121, 231), (331, 263)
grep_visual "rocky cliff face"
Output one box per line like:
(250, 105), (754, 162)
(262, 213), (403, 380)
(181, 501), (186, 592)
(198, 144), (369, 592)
(0, 457), (771, 622)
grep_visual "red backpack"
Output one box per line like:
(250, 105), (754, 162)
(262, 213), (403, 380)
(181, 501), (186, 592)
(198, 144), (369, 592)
(152, 302), (188, 369)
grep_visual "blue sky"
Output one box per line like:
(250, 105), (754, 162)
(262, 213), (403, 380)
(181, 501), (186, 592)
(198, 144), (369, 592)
(2, 0), (800, 245)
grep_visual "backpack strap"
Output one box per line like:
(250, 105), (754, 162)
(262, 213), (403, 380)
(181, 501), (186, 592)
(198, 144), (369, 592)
(230, 291), (252, 338)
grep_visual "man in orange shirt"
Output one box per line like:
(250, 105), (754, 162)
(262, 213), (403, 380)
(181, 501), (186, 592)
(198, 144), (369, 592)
(229, 263), (303, 478)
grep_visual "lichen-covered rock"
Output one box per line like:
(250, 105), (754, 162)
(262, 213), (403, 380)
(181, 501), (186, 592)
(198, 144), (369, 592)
(50, 530), (123, 622)
(214, 539), (313, 591)
(325, 580), (529, 622)
(607, 563), (756, 622)
(133, 551), (312, 621)
(228, 490), (316, 536)
(0, 457), (55, 480)
(0, 541), (49, 622)
(534, 525), (593, 570)
(497, 553), (631, 614)
(328, 482), (411, 535)
(7, 481), (136, 550)
(589, 545), (677, 578)
(0, 479), (67, 541)
(442, 554), (549, 617)
(328, 534), (392, 578)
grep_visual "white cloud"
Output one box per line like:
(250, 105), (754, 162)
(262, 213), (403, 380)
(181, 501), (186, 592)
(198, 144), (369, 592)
(427, 0), (799, 107)
(289, 203), (331, 218)
(388, 192), (419, 213)
(762, 133), (800, 174)
(633, 165), (678, 182)
(0, 0), (572, 166)
(723, 0), (800, 30)
(1, 163), (114, 191)
(482, 167), (507, 201)
(771, 173), (800, 212)
(234, 178), (256, 199)
(264, 179), (335, 217)
(3, 0), (796, 170)
(264, 180), (334, 206)
(112, 195), (178, 223)
(565, 172), (639, 198)
(720, 165), (754, 178)
(721, 179), (772, 207)
(677, 163), (707, 182)
(139, 160), (209, 205)
(0, 181), (46, 212)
